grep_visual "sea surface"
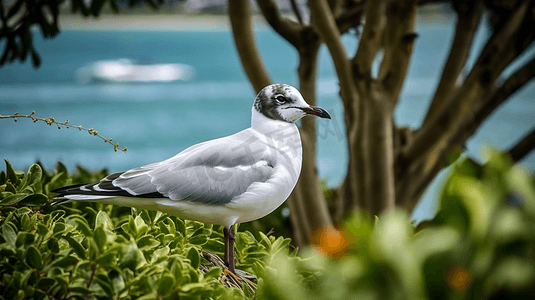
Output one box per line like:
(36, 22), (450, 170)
(1, 13), (534, 221)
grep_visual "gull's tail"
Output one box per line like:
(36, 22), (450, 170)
(50, 171), (164, 206)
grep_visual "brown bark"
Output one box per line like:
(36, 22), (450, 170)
(396, 2), (533, 210)
(228, 0), (271, 91)
(405, 0), (530, 164)
(423, 0), (482, 126)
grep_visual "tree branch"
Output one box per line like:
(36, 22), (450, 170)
(228, 0), (271, 92)
(404, 0), (531, 163)
(289, 0), (304, 25)
(380, 1), (418, 101)
(0, 111), (127, 152)
(422, 0), (482, 126)
(509, 128), (535, 163)
(327, 0), (343, 16)
(451, 56), (535, 156)
(309, 0), (358, 115)
(352, 0), (387, 78)
(335, 3), (366, 35)
(256, 0), (303, 48)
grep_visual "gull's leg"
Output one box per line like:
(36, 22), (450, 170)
(223, 224), (236, 273)
(224, 226), (230, 268)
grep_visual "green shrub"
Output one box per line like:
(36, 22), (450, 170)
(2, 150), (534, 299)
(0, 159), (298, 299)
(256, 150), (535, 300)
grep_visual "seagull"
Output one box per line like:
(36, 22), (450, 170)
(52, 83), (331, 273)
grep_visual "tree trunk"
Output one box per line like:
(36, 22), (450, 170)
(231, 0), (535, 246)
(287, 40), (334, 247)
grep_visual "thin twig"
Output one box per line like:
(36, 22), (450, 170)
(0, 111), (127, 152)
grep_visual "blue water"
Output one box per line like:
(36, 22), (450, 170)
(1, 15), (534, 221)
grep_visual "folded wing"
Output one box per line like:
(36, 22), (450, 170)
(95, 129), (275, 205)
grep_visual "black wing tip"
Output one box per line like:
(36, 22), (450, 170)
(50, 198), (72, 206)
(50, 183), (87, 194)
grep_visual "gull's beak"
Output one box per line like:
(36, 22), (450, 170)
(300, 106), (331, 119)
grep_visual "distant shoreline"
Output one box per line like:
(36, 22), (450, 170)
(58, 5), (452, 32)
(59, 14), (269, 31)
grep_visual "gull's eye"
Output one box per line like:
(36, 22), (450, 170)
(275, 95), (288, 104)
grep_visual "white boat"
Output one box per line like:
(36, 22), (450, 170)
(76, 59), (196, 83)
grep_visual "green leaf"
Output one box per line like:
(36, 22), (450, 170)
(95, 211), (114, 231)
(95, 275), (114, 297)
(157, 274), (176, 296)
(46, 238), (60, 253)
(0, 191), (13, 200)
(258, 231), (272, 247)
(19, 194), (48, 207)
(69, 286), (92, 294)
(63, 236), (87, 259)
(173, 217), (185, 236)
(4, 159), (19, 186)
(27, 164), (42, 187)
(15, 232), (35, 248)
(75, 219), (93, 237)
(36, 224), (49, 237)
(119, 241), (146, 271)
(187, 247), (200, 270)
(137, 235), (159, 250)
(5, 183), (16, 193)
(2, 223), (17, 246)
(52, 222), (67, 237)
(94, 227), (107, 252)
(0, 193), (30, 206)
(21, 213), (31, 231)
(180, 282), (206, 292)
(123, 215), (137, 237)
(26, 245), (42, 269)
(134, 215), (149, 237)
(203, 267), (222, 280)
(36, 277), (56, 290)
(188, 234), (208, 246)
(150, 246), (170, 264)
(51, 255), (79, 268)
(96, 251), (116, 267)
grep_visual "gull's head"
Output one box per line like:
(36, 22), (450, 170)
(253, 84), (331, 123)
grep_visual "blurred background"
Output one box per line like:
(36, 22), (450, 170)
(1, 1), (534, 222)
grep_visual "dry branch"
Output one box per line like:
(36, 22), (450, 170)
(0, 112), (127, 152)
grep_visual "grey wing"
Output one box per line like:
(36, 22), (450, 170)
(113, 130), (275, 204)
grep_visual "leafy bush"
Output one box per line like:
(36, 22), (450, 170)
(256, 151), (535, 300)
(0, 159), (296, 299)
(1, 150), (534, 299)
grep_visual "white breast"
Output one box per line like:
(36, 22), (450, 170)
(229, 116), (303, 223)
